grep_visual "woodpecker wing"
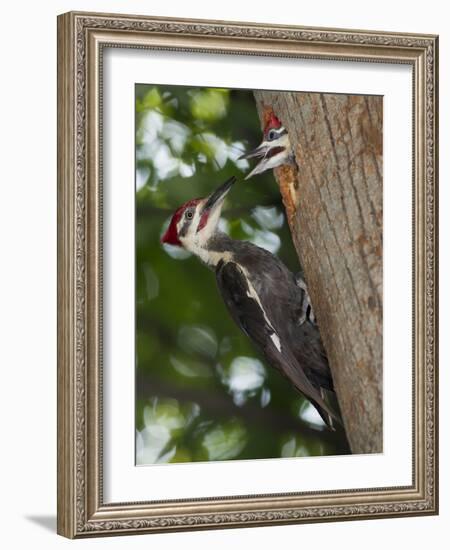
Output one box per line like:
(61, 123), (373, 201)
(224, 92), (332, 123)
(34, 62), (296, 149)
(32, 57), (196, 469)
(215, 260), (338, 427)
(291, 273), (333, 390)
(292, 320), (334, 392)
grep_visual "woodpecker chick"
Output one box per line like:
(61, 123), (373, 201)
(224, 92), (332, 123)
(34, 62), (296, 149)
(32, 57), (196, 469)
(161, 177), (338, 429)
(239, 113), (292, 180)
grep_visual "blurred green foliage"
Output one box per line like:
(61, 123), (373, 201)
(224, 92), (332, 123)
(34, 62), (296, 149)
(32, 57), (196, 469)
(135, 84), (349, 465)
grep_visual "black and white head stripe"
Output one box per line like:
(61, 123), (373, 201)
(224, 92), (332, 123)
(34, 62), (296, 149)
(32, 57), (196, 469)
(265, 127), (287, 141)
(177, 205), (196, 238)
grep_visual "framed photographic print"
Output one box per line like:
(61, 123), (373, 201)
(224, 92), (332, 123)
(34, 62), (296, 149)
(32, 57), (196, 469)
(57, 11), (439, 538)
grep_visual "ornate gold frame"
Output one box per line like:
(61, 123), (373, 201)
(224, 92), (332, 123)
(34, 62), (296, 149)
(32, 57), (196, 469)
(57, 11), (438, 538)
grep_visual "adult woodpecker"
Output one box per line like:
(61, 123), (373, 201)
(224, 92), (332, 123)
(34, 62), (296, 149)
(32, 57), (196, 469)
(161, 176), (337, 428)
(239, 112), (293, 180)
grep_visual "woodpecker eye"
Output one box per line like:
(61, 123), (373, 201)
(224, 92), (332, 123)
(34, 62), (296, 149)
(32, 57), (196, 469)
(185, 210), (194, 220)
(268, 129), (277, 141)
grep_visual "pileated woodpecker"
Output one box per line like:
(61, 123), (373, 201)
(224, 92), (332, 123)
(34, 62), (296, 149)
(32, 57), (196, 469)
(161, 176), (337, 428)
(239, 112), (293, 179)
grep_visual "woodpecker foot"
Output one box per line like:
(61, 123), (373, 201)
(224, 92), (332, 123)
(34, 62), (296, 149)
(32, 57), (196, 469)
(295, 273), (316, 325)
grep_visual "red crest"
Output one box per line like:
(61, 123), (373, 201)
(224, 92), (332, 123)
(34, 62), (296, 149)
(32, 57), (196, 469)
(263, 112), (282, 137)
(161, 199), (201, 246)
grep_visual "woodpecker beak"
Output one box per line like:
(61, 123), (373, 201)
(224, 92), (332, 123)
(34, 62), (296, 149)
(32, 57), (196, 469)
(238, 142), (268, 161)
(195, 176), (236, 236)
(201, 176), (236, 214)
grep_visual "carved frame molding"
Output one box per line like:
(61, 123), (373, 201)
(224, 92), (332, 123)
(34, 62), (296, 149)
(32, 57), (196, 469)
(57, 11), (438, 538)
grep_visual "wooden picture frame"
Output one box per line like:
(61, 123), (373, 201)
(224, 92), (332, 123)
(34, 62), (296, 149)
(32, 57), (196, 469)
(57, 11), (438, 538)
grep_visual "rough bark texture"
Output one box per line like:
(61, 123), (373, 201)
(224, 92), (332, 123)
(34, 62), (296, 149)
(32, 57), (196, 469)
(254, 91), (383, 454)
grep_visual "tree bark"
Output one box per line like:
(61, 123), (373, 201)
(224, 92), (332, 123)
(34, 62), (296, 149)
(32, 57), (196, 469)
(253, 91), (383, 454)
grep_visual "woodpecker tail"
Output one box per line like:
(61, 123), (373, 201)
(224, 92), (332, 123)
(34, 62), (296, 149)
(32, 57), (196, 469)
(313, 388), (344, 431)
(318, 388), (334, 430)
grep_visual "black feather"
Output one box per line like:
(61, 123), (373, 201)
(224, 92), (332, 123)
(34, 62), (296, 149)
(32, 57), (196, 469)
(214, 248), (339, 429)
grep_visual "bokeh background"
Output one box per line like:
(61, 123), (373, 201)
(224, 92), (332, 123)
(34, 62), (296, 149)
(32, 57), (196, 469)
(135, 84), (350, 465)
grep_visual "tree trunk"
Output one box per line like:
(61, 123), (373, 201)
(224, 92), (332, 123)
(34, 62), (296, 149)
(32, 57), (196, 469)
(253, 91), (383, 454)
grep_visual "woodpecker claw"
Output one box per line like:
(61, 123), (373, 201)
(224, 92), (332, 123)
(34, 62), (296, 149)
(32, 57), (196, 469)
(295, 274), (316, 325)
